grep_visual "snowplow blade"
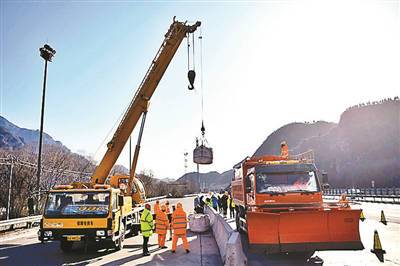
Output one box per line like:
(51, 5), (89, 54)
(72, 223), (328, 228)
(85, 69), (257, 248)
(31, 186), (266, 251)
(246, 209), (364, 254)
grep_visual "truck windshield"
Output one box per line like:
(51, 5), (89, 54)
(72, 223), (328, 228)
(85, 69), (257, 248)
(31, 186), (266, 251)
(256, 171), (319, 194)
(44, 192), (110, 218)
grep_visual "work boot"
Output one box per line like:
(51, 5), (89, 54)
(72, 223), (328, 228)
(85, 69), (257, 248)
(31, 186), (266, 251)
(162, 246), (168, 249)
(143, 252), (150, 256)
(186, 249), (190, 253)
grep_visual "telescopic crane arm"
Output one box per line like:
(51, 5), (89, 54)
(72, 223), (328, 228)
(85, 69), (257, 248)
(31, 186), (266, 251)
(91, 18), (201, 186)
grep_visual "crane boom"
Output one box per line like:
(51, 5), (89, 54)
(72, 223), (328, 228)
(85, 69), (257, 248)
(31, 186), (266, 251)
(91, 18), (201, 185)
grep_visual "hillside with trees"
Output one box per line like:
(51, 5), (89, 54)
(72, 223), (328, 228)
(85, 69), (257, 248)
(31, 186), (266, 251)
(0, 118), (168, 219)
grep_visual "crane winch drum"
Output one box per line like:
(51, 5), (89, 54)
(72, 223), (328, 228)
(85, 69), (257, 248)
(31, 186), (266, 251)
(193, 144), (213, 164)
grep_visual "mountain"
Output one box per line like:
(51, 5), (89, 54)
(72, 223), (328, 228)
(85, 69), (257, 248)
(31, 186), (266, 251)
(253, 98), (400, 188)
(161, 177), (176, 183)
(176, 170), (233, 191)
(175, 97), (399, 189)
(0, 116), (65, 150)
(253, 121), (337, 156)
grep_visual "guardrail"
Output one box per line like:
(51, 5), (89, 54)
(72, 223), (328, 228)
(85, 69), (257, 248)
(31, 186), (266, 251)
(0, 215), (42, 232)
(0, 194), (190, 233)
(145, 195), (167, 202)
(324, 188), (400, 196)
(324, 188), (400, 204)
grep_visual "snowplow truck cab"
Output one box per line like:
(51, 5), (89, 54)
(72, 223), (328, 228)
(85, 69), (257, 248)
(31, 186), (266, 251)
(231, 153), (363, 255)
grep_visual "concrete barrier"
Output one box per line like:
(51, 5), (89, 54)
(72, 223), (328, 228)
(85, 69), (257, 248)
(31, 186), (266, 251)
(188, 213), (210, 233)
(225, 232), (246, 266)
(204, 206), (247, 265)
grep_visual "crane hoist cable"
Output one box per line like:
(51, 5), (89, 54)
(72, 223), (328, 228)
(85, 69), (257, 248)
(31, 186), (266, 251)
(199, 26), (205, 131)
(187, 31), (196, 90)
(193, 25), (213, 165)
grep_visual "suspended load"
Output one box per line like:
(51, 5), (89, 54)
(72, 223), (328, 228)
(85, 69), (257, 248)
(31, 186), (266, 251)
(193, 122), (213, 165)
(188, 213), (210, 232)
(193, 142), (213, 164)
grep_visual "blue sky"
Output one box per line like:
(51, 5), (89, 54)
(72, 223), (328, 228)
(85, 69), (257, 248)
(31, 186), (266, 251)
(1, 0), (399, 179)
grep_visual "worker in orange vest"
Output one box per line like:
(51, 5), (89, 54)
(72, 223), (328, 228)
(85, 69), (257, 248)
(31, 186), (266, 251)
(165, 201), (172, 240)
(171, 202), (190, 253)
(338, 194), (350, 208)
(153, 200), (161, 220)
(280, 141), (289, 158)
(155, 205), (169, 249)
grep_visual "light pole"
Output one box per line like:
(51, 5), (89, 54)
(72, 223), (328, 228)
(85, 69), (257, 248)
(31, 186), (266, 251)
(37, 44), (56, 213)
(6, 155), (14, 220)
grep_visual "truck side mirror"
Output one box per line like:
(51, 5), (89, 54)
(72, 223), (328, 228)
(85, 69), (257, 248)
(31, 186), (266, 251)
(118, 195), (124, 207)
(321, 172), (329, 190)
(322, 183), (330, 190)
(245, 175), (252, 193)
(322, 172), (329, 184)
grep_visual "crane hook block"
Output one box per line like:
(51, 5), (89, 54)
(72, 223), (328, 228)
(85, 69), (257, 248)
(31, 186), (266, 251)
(201, 121), (205, 136)
(188, 70), (196, 90)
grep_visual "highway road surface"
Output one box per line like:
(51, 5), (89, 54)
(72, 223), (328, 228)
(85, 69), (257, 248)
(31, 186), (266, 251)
(1, 196), (399, 266)
(225, 201), (400, 266)
(0, 196), (222, 266)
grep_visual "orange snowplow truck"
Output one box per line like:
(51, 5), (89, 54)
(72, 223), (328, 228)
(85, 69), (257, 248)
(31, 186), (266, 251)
(231, 143), (364, 257)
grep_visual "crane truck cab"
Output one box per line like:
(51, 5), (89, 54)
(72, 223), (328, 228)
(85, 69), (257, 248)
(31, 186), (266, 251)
(231, 144), (363, 257)
(38, 185), (141, 252)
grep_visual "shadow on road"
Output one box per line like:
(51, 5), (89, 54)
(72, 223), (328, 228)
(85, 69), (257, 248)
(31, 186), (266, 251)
(240, 231), (324, 266)
(0, 241), (113, 266)
(102, 234), (199, 266)
(101, 230), (222, 266)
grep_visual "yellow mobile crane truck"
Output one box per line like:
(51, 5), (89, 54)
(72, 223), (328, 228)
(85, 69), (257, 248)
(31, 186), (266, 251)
(38, 18), (201, 252)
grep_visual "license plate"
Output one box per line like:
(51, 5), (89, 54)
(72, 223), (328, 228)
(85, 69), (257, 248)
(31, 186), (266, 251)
(67, 235), (81, 241)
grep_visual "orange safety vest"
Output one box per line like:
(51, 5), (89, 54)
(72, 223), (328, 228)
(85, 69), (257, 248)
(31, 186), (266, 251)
(172, 207), (187, 235)
(338, 194), (349, 207)
(155, 211), (169, 235)
(154, 202), (161, 215)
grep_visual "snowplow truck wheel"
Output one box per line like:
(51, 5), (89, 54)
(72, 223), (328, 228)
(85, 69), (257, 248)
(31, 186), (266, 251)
(288, 251), (315, 259)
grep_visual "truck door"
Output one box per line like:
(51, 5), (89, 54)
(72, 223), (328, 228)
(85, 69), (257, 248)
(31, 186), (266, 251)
(246, 168), (256, 205)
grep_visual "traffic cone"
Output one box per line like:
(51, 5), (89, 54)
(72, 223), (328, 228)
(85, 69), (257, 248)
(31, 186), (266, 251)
(380, 210), (387, 225)
(370, 230), (386, 262)
(360, 210), (366, 222)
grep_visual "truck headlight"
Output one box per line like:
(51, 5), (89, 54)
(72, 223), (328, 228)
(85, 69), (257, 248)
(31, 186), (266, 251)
(44, 231), (52, 237)
(96, 230), (105, 236)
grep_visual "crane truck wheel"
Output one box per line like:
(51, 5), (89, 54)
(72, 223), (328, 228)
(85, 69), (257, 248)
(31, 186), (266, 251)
(60, 240), (73, 253)
(114, 222), (125, 251)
